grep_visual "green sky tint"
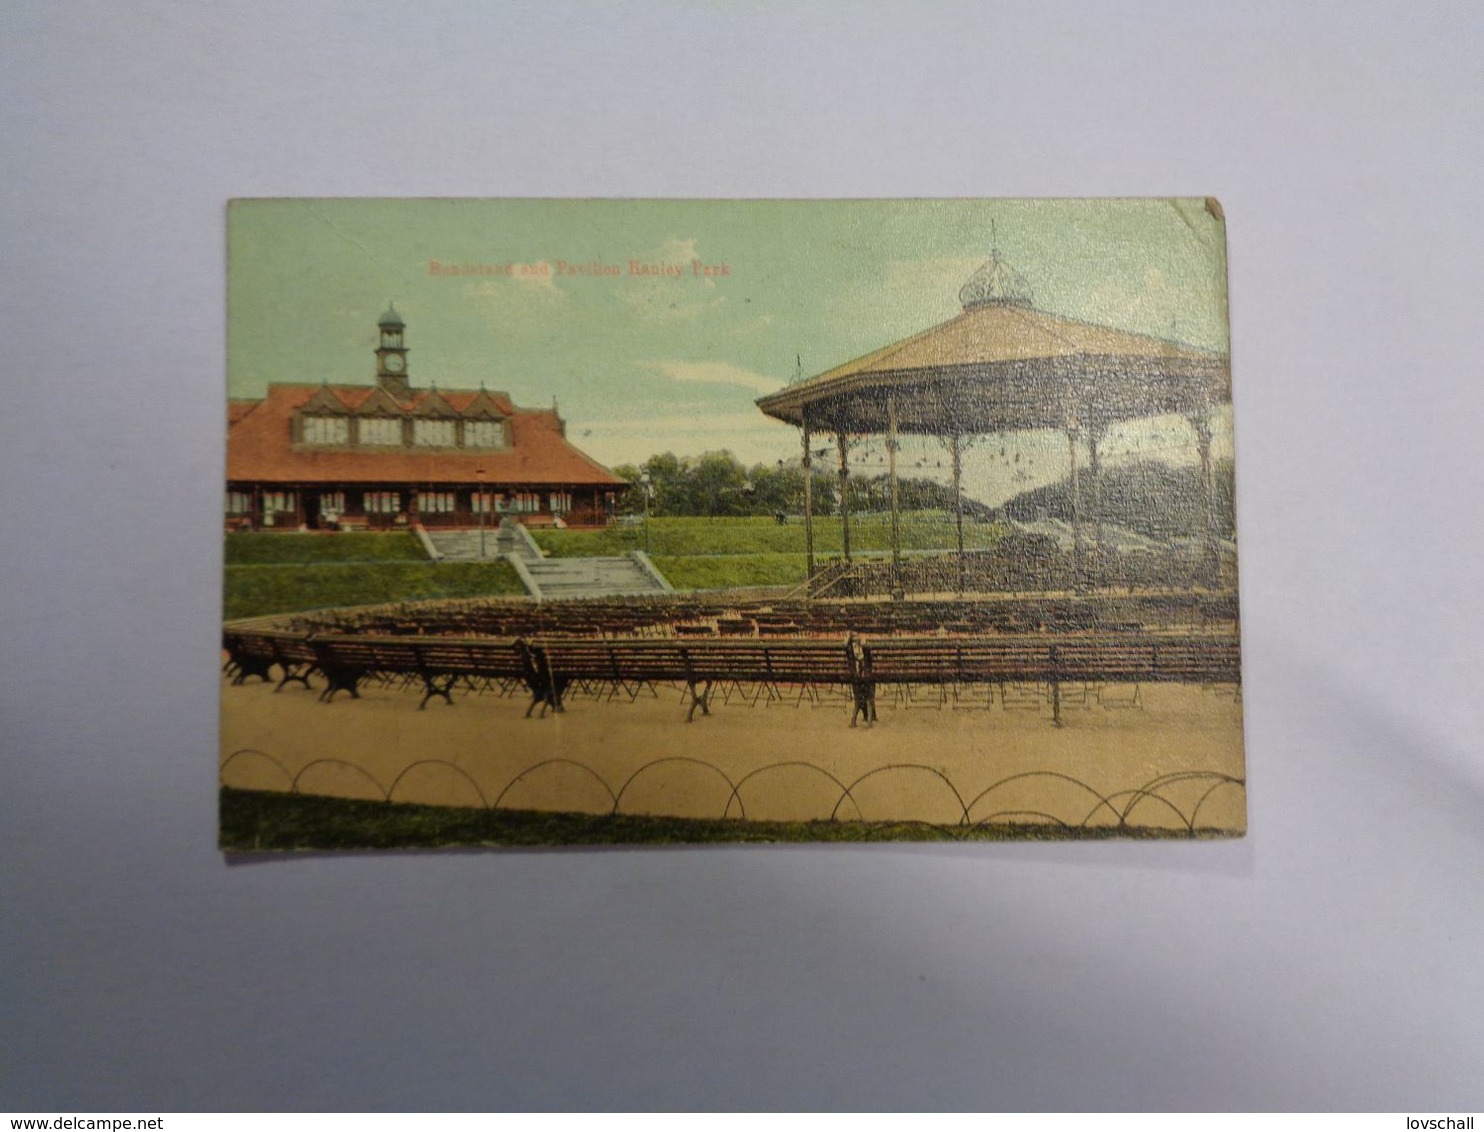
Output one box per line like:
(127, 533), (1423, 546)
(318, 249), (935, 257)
(228, 198), (1230, 501)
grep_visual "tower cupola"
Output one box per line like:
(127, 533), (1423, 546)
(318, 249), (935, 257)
(958, 249), (1034, 311)
(375, 302), (410, 398)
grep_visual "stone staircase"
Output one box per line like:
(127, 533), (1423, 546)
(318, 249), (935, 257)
(426, 521), (537, 563)
(521, 554), (671, 599)
(424, 520), (672, 600)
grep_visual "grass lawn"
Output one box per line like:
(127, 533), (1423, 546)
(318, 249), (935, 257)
(225, 531), (426, 564)
(536, 512), (1007, 591)
(219, 787), (1194, 850)
(532, 512), (1006, 558)
(221, 514), (1009, 614)
(223, 532), (524, 619)
(651, 552), (808, 591)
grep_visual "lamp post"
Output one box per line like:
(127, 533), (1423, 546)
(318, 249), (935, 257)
(639, 471), (653, 554)
(476, 467), (487, 559)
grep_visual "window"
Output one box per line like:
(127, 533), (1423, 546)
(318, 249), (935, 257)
(262, 491), (297, 514)
(365, 491), (402, 514)
(358, 416), (403, 446)
(549, 491), (572, 514)
(318, 492), (345, 515)
(302, 415), (348, 444)
(413, 418), (456, 447)
(510, 491), (540, 513)
(464, 419), (506, 448)
(225, 491), (252, 515)
(471, 492), (499, 514)
(416, 491), (455, 513)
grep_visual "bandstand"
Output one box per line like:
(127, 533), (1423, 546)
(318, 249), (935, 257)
(755, 251), (1233, 597)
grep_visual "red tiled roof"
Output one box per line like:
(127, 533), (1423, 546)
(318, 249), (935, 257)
(227, 384), (624, 487)
(227, 400), (260, 426)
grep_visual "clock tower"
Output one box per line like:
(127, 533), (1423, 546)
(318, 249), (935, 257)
(375, 303), (411, 398)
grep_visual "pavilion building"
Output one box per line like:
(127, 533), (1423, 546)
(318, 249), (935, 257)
(226, 306), (626, 532)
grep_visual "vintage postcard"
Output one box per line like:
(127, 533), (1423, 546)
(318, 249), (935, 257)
(221, 198), (1243, 849)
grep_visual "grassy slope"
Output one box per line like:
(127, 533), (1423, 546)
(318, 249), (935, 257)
(221, 514), (1008, 616)
(225, 532), (426, 564)
(219, 787), (1204, 850)
(224, 561), (525, 620)
(223, 533), (522, 619)
(531, 513), (1006, 557)
(651, 552), (806, 590)
(533, 514), (1007, 591)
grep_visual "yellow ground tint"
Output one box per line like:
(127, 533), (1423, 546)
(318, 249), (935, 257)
(220, 677), (1245, 834)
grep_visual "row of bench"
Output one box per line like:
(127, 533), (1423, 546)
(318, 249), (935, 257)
(281, 589), (1240, 642)
(224, 628), (1242, 727)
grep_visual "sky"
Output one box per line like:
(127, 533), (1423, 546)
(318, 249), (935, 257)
(228, 198), (1232, 505)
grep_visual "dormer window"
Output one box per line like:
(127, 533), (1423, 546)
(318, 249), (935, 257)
(302, 415), (349, 445)
(358, 416), (403, 446)
(464, 419), (507, 448)
(412, 418), (456, 447)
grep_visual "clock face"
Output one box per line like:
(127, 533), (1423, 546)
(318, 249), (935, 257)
(384, 353), (405, 373)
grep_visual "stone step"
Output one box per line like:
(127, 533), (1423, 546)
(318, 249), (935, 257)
(421, 524), (670, 599)
(425, 528), (541, 563)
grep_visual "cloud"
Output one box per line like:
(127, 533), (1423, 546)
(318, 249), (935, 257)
(645, 359), (786, 395)
(463, 266), (565, 303)
(512, 267), (563, 294)
(648, 237), (700, 264)
(616, 236), (726, 323)
(462, 270), (566, 332)
(728, 312), (775, 337)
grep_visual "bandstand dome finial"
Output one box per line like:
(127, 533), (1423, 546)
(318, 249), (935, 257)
(958, 249), (1034, 310)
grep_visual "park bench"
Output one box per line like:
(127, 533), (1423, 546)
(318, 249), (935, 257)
(310, 636), (411, 703)
(859, 633), (1241, 725)
(407, 637), (542, 709)
(223, 629), (277, 685)
(223, 629), (317, 692)
(859, 636), (1052, 720)
(523, 631), (748, 713)
(531, 636), (872, 724)
(308, 634), (541, 710)
(269, 633), (319, 692)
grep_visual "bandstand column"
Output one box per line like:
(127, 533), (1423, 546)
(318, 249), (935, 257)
(801, 412), (815, 583)
(951, 433), (965, 594)
(1088, 421), (1106, 586)
(1066, 416), (1084, 589)
(887, 392), (902, 598)
(1190, 412), (1218, 587)
(836, 431), (852, 563)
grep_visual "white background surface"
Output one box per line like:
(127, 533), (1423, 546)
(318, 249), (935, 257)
(2, 1), (1481, 1111)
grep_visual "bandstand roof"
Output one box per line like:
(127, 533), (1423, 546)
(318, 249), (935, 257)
(757, 258), (1230, 436)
